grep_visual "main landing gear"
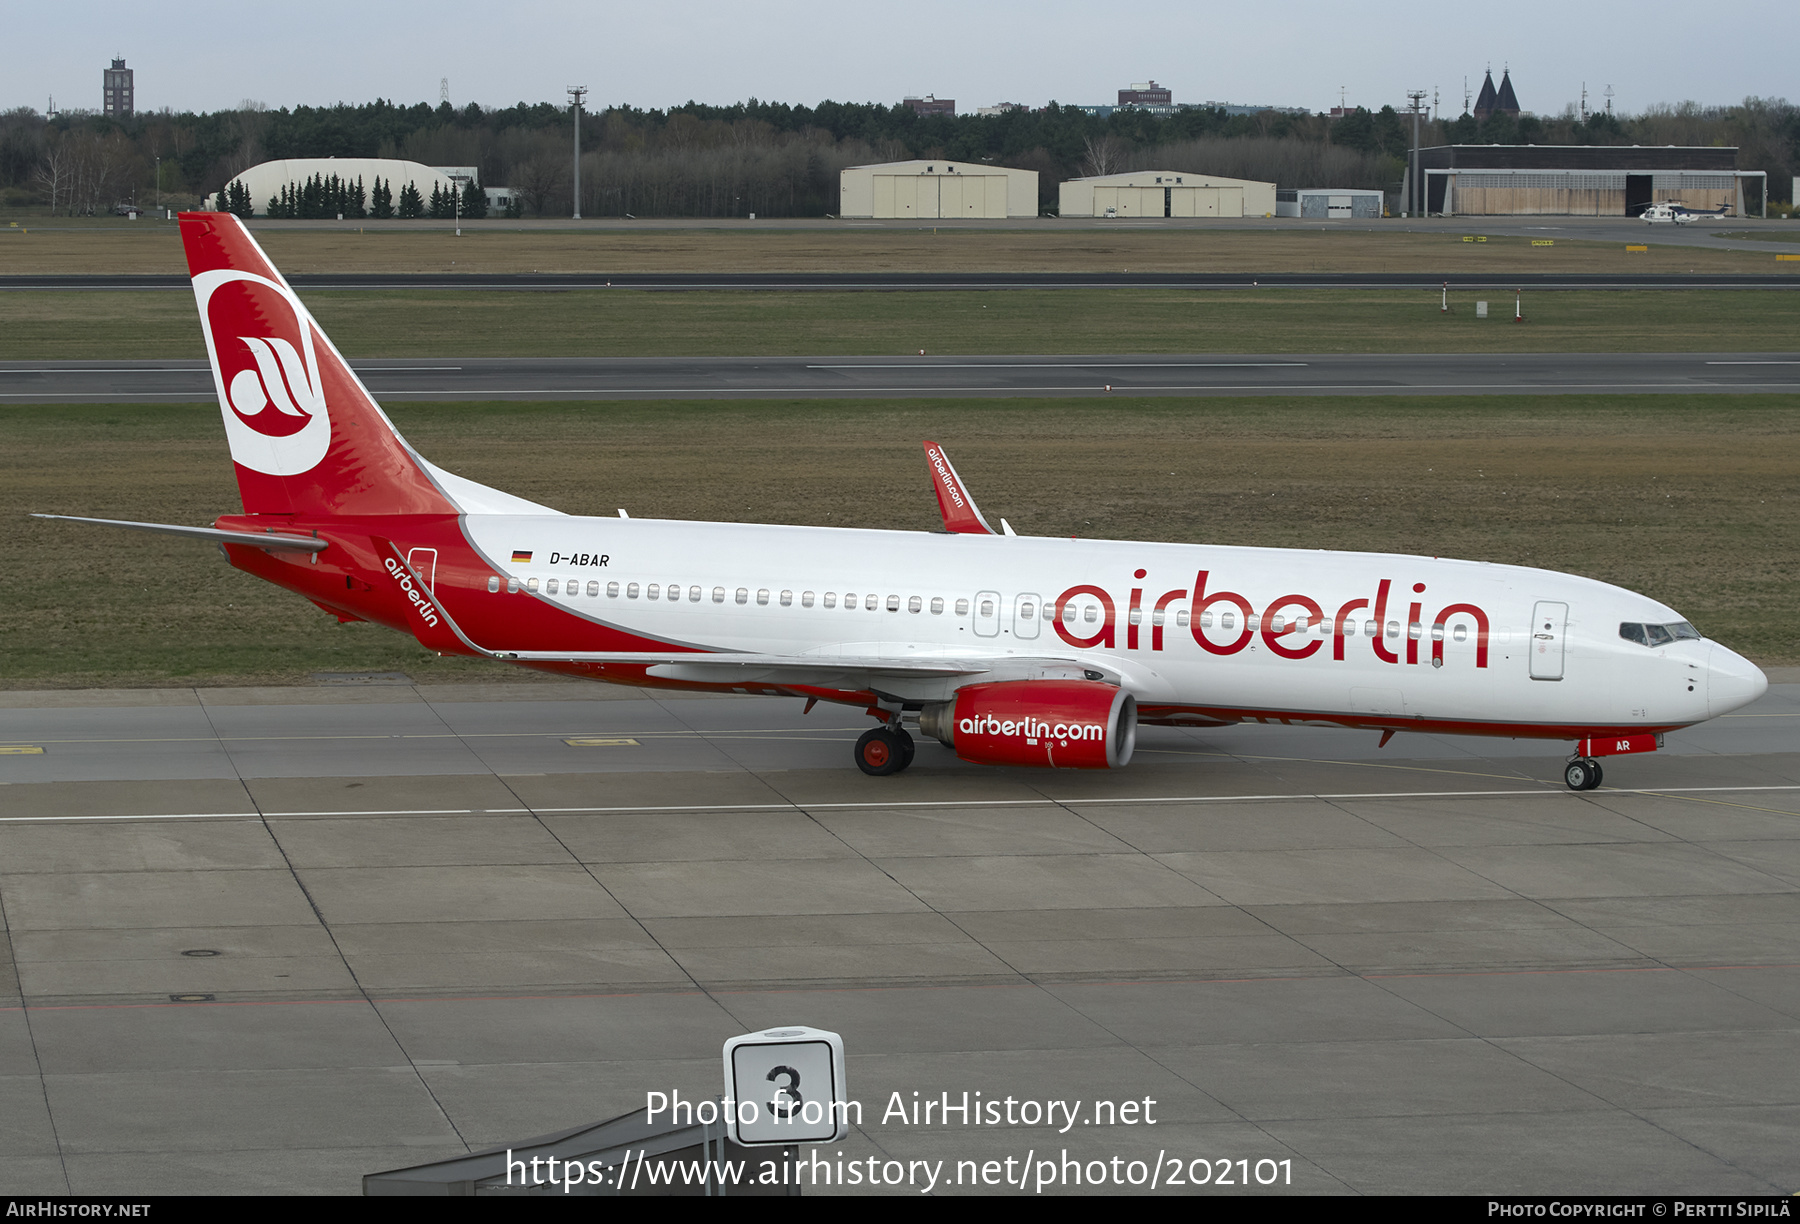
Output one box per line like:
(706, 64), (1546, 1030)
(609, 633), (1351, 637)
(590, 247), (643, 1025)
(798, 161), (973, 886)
(1564, 757), (1604, 791)
(855, 725), (917, 776)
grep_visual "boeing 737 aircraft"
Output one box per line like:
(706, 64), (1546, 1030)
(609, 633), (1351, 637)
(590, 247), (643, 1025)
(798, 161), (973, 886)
(38, 213), (1768, 787)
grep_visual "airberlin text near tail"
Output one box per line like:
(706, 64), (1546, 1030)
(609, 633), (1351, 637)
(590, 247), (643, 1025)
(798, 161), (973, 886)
(35, 212), (1768, 787)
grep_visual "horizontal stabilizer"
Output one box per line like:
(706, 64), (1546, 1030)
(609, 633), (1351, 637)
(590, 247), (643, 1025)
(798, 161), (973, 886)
(32, 513), (326, 553)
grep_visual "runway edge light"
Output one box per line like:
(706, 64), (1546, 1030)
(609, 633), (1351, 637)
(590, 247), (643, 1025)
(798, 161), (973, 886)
(723, 1026), (848, 1145)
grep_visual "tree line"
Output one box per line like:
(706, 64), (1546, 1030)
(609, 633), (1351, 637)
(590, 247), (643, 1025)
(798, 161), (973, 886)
(2, 93), (1795, 217)
(216, 171), (493, 219)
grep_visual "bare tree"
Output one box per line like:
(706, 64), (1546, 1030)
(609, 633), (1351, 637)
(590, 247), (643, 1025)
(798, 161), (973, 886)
(1081, 133), (1128, 178)
(34, 137), (70, 212)
(513, 154), (567, 216)
(66, 130), (132, 214)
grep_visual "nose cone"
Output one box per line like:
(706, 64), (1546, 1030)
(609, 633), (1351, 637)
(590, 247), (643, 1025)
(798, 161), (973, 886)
(1707, 642), (1769, 717)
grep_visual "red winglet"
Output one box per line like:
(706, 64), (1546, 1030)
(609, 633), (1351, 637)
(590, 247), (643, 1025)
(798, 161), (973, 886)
(922, 441), (997, 535)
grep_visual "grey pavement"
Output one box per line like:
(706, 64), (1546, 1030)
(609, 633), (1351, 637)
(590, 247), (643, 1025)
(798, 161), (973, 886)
(0, 680), (1796, 1194)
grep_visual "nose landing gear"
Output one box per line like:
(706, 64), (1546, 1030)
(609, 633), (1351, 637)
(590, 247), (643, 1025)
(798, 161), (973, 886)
(1564, 757), (1604, 791)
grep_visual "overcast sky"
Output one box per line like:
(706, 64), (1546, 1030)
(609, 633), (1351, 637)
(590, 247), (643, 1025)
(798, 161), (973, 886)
(13, 2), (1792, 119)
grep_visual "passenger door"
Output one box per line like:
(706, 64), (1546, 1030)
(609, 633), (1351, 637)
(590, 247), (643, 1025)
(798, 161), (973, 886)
(1529, 601), (1568, 680)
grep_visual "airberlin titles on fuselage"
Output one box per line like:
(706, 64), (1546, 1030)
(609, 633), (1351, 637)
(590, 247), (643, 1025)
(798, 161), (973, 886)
(505, 548), (1492, 670)
(1046, 570), (1489, 667)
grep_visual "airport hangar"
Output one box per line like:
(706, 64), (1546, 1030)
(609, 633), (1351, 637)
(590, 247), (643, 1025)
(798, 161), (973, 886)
(208, 157), (479, 215)
(1406, 144), (1767, 218)
(837, 160), (1039, 219)
(1058, 170), (1278, 218)
(1275, 188), (1384, 219)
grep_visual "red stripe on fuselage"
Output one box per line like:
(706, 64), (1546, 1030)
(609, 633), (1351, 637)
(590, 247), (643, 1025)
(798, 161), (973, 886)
(1137, 702), (1691, 742)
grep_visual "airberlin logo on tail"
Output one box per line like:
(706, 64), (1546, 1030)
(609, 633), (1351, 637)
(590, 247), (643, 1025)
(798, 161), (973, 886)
(193, 269), (331, 476)
(227, 336), (315, 438)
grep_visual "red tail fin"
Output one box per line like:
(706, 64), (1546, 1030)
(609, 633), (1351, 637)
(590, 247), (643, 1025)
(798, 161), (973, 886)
(179, 212), (456, 519)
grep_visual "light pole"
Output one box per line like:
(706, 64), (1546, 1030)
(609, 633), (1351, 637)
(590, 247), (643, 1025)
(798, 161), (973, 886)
(568, 86), (587, 220)
(1406, 89), (1428, 218)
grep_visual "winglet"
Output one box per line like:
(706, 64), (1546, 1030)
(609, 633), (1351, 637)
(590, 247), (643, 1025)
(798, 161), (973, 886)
(922, 441), (997, 535)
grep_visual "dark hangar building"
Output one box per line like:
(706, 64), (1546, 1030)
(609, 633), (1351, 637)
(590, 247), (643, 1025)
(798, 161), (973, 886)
(1409, 144), (1764, 218)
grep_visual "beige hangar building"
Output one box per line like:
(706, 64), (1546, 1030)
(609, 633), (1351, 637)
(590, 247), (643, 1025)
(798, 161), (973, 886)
(839, 160), (1039, 219)
(1059, 170), (1276, 218)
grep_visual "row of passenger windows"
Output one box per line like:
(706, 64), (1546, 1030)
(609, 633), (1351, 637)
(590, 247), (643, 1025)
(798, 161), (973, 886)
(479, 575), (1475, 642)
(486, 574), (976, 615)
(1619, 621), (1701, 647)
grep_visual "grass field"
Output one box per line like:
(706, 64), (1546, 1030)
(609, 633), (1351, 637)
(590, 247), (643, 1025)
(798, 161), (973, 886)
(6, 395), (1795, 687)
(7, 287), (1800, 361)
(4, 220), (1797, 276)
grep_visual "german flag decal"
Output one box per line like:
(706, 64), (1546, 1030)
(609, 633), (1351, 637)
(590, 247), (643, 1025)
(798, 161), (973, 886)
(511, 550), (532, 563)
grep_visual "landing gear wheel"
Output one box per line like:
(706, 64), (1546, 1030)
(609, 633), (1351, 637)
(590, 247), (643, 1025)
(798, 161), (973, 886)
(1564, 758), (1603, 791)
(856, 727), (913, 776)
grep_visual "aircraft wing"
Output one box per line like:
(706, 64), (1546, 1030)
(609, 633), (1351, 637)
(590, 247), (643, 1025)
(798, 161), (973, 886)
(495, 649), (1101, 690)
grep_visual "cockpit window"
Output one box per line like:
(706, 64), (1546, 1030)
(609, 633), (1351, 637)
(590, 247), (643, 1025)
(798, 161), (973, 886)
(1622, 621), (1703, 648)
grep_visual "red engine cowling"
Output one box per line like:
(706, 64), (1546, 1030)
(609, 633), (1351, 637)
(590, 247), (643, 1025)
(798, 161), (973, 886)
(922, 680), (1137, 769)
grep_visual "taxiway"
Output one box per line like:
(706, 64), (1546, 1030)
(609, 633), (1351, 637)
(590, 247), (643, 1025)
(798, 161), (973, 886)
(1, 679), (1796, 1194)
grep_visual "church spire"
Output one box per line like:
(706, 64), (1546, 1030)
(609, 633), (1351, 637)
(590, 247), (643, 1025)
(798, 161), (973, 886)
(1473, 68), (1499, 121)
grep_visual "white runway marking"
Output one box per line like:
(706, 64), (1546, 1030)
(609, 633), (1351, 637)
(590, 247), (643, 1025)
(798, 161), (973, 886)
(5, 784), (1797, 822)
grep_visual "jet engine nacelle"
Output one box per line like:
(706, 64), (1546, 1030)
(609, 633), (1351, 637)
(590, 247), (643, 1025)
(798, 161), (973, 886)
(921, 680), (1138, 769)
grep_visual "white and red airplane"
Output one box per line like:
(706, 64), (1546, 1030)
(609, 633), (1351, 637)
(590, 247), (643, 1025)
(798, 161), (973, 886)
(39, 213), (1769, 788)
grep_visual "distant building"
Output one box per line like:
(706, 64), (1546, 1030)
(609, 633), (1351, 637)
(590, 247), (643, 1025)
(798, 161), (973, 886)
(209, 158), (463, 215)
(840, 160), (1038, 219)
(1275, 188), (1384, 219)
(102, 57), (133, 118)
(1119, 81), (1172, 107)
(976, 102), (1026, 117)
(903, 95), (956, 117)
(1060, 170), (1276, 218)
(1472, 68), (1520, 122)
(1080, 99), (1305, 119)
(1411, 145), (1764, 217)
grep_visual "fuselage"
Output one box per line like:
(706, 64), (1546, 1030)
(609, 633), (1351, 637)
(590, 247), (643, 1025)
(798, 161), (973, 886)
(232, 509), (1767, 741)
